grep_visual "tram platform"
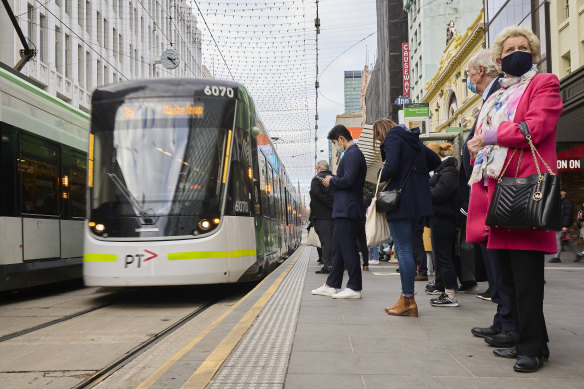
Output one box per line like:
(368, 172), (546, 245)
(97, 245), (584, 389)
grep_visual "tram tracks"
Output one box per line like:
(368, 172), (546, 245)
(72, 298), (219, 389)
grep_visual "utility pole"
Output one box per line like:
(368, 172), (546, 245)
(315, 0), (320, 167)
(2, 0), (36, 71)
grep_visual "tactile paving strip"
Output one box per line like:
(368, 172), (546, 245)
(207, 247), (312, 389)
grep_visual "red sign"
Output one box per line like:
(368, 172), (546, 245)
(557, 144), (584, 171)
(143, 250), (158, 262)
(402, 42), (410, 98)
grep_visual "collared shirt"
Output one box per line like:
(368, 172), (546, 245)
(482, 77), (498, 101)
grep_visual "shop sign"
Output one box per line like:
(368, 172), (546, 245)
(402, 43), (410, 98)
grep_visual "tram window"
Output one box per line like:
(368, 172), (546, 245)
(227, 127), (252, 216)
(64, 149), (87, 218)
(20, 134), (59, 215)
(0, 125), (17, 216)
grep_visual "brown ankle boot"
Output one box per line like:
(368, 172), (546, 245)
(386, 294), (418, 317)
(385, 294), (404, 313)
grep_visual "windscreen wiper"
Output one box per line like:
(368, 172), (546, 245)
(107, 173), (157, 224)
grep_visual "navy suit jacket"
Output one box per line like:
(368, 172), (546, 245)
(330, 144), (367, 220)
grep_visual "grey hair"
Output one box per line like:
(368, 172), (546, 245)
(316, 160), (329, 171)
(469, 49), (500, 77)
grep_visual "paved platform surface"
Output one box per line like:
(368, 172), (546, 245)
(211, 245), (582, 389)
(280, 246), (584, 389)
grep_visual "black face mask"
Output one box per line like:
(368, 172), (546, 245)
(501, 50), (533, 76)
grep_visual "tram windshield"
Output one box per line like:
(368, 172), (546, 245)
(89, 97), (235, 237)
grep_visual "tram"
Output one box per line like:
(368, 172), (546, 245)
(83, 79), (302, 286)
(0, 65), (89, 291)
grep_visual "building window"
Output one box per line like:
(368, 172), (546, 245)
(97, 12), (102, 44)
(119, 33), (123, 65)
(39, 14), (47, 63)
(113, 28), (118, 61)
(65, 34), (71, 78)
(104, 18), (109, 49)
(78, 0), (84, 28)
(97, 60), (102, 86)
(78, 44), (84, 87)
(562, 51), (572, 75)
(85, 1), (90, 33)
(55, 26), (62, 73)
(104, 65), (109, 84)
(27, 4), (36, 46)
(65, 0), (71, 15)
(85, 51), (91, 91)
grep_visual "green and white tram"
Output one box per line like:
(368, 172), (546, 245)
(83, 79), (301, 286)
(0, 66), (89, 291)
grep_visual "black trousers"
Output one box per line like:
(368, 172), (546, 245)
(412, 218), (427, 276)
(497, 249), (548, 357)
(430, 218), (458, 290)
(313, 218), (334, 269)
(479, 245), (515, 332)
(326, 218), (362, 291)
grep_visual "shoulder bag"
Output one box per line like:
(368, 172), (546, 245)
(485, 122), (561, 231)
(376, 160), (416, 213)
(366, 172), (391, 246)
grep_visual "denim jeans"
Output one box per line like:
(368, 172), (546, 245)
(387, 217), (417, 297)
(369, 245), (379, 260)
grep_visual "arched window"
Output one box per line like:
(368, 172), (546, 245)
(447, 92), (458, 119)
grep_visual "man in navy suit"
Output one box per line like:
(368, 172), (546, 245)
(312, 125), (367, 299)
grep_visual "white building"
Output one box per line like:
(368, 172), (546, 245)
(0, 0), (203, 112)
(402, 0), (479, 104)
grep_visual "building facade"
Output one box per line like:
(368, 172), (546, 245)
(403, 0), (479, 105)
(423, 10), (485, 133)
(0, 0), (203, 112)
(344, 70), (362, 114)
(364, 0), (408, 124)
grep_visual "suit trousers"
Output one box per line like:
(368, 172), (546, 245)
(326, 218), (362, 291)
(313, 218), (334, 269)
(497, 249), (548, 357)
(479, 245), (515, 332)
(412, 218), (428, 276)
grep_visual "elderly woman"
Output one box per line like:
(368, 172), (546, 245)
(467, 26), (562, 372)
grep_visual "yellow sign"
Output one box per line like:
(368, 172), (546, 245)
(162, 104), (204, 117)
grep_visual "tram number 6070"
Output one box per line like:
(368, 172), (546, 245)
(204, 85), (234, 98)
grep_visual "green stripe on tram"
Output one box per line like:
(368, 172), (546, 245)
(168, 249), (257, 261)
(84, 254), (118, 262)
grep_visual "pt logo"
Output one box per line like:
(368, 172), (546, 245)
(125, 249), (158, 268)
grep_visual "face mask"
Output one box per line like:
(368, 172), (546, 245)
(501, 50), (533, 76)
(466, 76), (477, 94)
(335, 143), (345, 153)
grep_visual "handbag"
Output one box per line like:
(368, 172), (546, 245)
(485, 122), (561, 231)
(366, 173), (391, 246)
(306, 227), (321, 248)
(376, 160), (416, 213)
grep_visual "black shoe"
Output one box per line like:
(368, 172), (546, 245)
(494, 345), (549, 361)
(575, 255), (584, 262)
(425, 281), (443, 293)
(514, 355), (543, 373)
(494, 346), (517, 359)
(317, 258), (323, 264)
(485, 331), (518, 348)
(456, 282), (478, 293)
(471, 325), (501, 338)
(476, 289), (491, 301)
(315, 267), (331, 274)
(548, 257), (561, 263)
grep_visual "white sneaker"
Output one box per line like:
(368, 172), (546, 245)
(369, 259), (380, 265)
(383, 247), (391, 253)
(312, 285), (337, 296)
(331, 288), (361, 299)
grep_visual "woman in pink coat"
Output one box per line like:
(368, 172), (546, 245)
(467, 26), (562, 373)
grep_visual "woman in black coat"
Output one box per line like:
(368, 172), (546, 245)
(373, 118), (440, 317)
(426, 142), (461, 308)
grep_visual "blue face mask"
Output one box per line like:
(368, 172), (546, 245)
(466, 76), (477, 94)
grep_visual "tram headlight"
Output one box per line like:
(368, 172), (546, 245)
(95, 224), (106, 232)
(198, 219), (211, 231)
(212, 217), (221, 225)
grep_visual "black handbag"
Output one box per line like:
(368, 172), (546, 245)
(376, 160), (415, 213)
(485, 122), (561, 231)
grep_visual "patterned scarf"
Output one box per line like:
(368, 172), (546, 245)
(468, 67), (538, 186)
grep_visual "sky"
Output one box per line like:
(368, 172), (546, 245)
(193, 0), (378, 204)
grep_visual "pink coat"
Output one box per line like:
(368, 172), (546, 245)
(466, 73), (563, 253)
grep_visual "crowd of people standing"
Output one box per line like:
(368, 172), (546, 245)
(308, 25), (578, 373)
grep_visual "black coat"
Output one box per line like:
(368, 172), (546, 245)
(429, 157), (461, 224)
(309, 170), (334, 219)
(330, 144), (367, 220)
(561, 197), (575, 228)
(380, 125), (441, 220)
